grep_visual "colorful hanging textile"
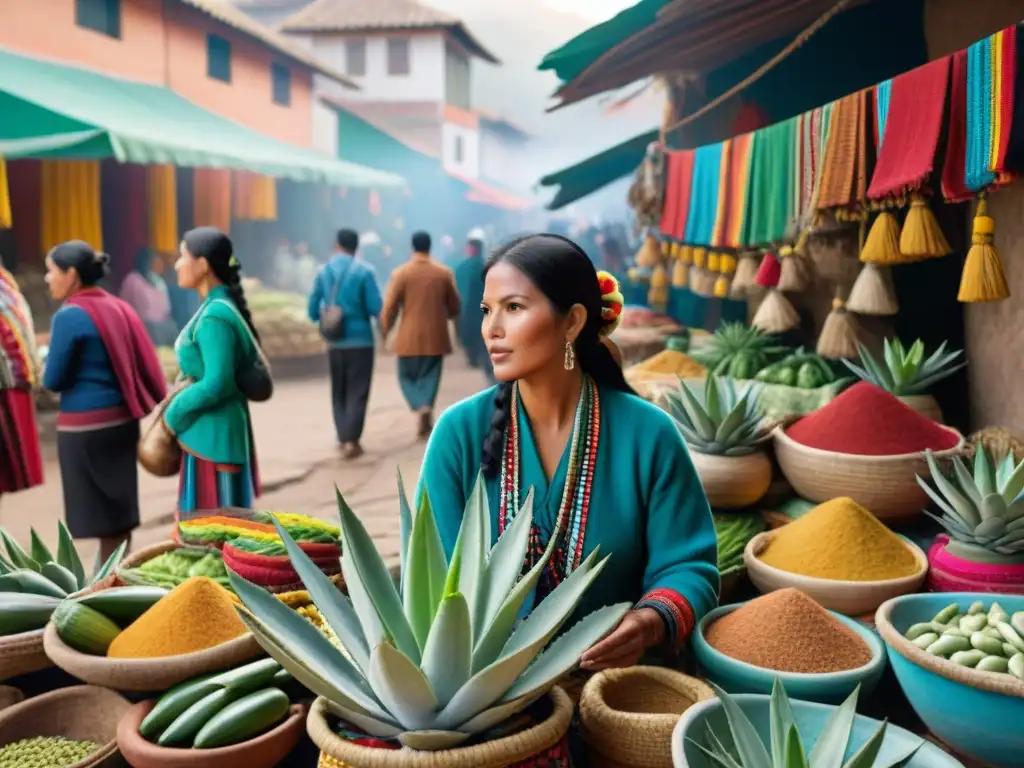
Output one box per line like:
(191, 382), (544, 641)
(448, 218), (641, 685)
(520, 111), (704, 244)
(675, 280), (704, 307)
(147, 165), (178, 255)
(867, 56), (951, 200)
(233, 172), (278, 221)
(712, 134), (753, 249)
(816, 90), (870, 214)
(659, 151), (684, 239)
(1003, 22), (1024, 173)
(0, 160), (11, 230)
(966, 35), (998, 191)
(942, 50), (972, 202)
(990, 25), (1017, 183)
(193, 168), (232, 233)
(709, 140), (733, 248)
(682, 143), (724, 246)
(669, 150), (696, 241)
(741, 119), (796, 246)
(875, 79), (892, 149)
(40, 161), (103, 253)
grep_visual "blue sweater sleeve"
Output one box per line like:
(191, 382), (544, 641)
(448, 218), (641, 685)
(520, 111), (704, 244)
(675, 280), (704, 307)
(43, 307), (86, 392)
(308, 267), (325, 323)
(415, 407), (472, 558)
(363, 271), (383, 319)
(636, 416), (720, 648)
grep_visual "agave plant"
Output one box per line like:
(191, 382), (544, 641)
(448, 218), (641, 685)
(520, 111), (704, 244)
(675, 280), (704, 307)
(842, 338), (965, 396)
(229, 471), (630, 750)
(693, 679), (922, 768)
(663, 375), (770, 456)
(917, 448), (1024, 564)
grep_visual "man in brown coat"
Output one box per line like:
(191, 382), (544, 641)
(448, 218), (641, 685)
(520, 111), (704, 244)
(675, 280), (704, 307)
(380, 231), (461, 438)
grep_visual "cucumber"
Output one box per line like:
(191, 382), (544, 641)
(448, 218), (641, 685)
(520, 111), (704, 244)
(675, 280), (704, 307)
(74, 586), (169, 626)
(271, 668), (293, 686)
(158, 687), (244, 746)
(209, 657), (282, 692)
(0, 593), (60, 635)
(193, 688), (291, 748)
(52, 600), (121, 655)
(140, 674), (220, 740)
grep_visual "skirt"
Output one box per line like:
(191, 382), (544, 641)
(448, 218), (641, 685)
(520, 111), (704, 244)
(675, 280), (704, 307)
(178, 448), (261, 514)
(0, 389), (44, 493)
(57, 420), (140, 538)
(397, 355), (443, 411)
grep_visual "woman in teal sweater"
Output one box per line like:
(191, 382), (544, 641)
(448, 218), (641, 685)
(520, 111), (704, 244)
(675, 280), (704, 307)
(417, 234), (718, 671)
(165, 227), (264, 514)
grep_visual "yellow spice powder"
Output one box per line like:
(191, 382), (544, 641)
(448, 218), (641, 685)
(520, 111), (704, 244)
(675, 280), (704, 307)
(757, 497), (919, 581)
(631, 349), (706, 378)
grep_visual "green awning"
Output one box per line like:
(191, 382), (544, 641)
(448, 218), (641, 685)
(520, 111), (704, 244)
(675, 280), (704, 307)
(0, 49), (405, 188)
(538, 128), (657, 210)
(538, 0), (670, 84)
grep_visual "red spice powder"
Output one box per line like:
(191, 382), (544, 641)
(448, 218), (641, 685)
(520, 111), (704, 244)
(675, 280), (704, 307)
(786, 382), (960, 455)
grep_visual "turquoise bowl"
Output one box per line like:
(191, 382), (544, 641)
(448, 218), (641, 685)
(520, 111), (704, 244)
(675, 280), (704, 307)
(691, 601), (887, 704)
(671, 693), (964, 767)
(876, 592), (1024, 768)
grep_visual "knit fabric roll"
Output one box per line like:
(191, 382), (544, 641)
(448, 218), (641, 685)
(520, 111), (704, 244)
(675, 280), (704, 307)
(866, 56), (950, 200)
(966, 36), (997, 192)
(1003, 22), (1024, 173)
(816, 90), (870, 212)
(942, 49), (972, 202)
(683, 143), (724, 246)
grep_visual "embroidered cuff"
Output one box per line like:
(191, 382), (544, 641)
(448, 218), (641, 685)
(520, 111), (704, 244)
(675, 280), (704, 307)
(636, 588), (696, 651)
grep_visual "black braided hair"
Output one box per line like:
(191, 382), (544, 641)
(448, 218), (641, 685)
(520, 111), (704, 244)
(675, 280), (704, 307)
(48, 240), (110, 286)
(479, 233), (634, 478)
(182, 227), (261, 344)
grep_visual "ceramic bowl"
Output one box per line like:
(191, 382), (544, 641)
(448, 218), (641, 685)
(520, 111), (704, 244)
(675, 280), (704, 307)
(926, 535), (1024, 594)
(875, 592), (1024, 768)
(116, 699), (306, 768)
(43, 622), (263, 692)
(671, 693), (965, 768)
(692, 601), (887, 704)
(743, 531), (928, 616)
(772, 425), (964, 522)
(0, 686), (23, 712)
(0, 685), (132, 767)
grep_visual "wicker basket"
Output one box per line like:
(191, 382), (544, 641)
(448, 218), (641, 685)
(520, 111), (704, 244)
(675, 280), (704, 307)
(307, 687), (574, 768)
(690, 451), (772, 510)
(579, 666), (714, 768)
(772, 425), (964, 522)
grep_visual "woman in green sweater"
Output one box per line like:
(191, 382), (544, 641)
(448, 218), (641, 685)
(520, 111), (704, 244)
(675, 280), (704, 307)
(165, 227), (264, 514)
(416, 234), (718, 671)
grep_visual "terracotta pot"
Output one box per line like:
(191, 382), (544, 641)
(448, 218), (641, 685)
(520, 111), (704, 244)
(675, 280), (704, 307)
(689, 450), (772, 510)
(0, 686), (23, 713)
(898, 394), (944, 424)
(117, 699), (306, 768)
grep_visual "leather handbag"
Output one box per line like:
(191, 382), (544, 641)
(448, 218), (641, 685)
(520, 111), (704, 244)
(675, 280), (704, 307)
(138, 383), (187, 478)
(319, 261), (354, 342)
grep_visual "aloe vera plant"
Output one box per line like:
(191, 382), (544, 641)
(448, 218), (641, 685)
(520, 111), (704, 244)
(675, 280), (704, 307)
(693, 679), (923, 768)
(229, 470), (630, 750)
(842, 338), (965, 396)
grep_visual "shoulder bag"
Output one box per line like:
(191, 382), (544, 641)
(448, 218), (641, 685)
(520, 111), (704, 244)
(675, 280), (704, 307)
(138, 377), (188, 478)
(319, 260), (355, 343)
(211, 299), (274, 403)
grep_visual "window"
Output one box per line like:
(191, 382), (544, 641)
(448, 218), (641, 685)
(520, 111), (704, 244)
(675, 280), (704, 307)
(345, 39), (366, 76)
(444, 47), (470, 110)
(75, 0), (121, 38)
(207, 34), (232, 83)
(387, 38), (410, 76)
(454, 135), (464, 164)
(271, 63), (291, 106)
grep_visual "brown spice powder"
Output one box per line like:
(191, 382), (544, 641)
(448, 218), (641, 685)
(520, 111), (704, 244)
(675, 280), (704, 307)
(705, 588), (872, 674)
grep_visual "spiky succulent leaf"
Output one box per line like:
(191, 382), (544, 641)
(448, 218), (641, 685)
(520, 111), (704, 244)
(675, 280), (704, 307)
(29, 529), (53, 566)
(396, 469), (414, 593)
(706, 681), (772, 768)
(770, 678), (798, 768)
(2, 530), (39, 574)
(474, 489), (534, 639)
(368, 642), (438, 731)
(975, 448), (996, 497)
(808, 684), (859, 768)
(90, 539), (127, 586)
(457, 474), (490, 630)
(668, 376), (768, 456)
(420, 592), (472, 706)
(951, 457), (982, 508)
(56, 521), (84, 586)
(404, 490), (448, 652)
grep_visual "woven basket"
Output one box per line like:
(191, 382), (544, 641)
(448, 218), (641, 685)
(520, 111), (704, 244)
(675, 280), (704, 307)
(579, 666), (714, 768)
(307, 687), (574, 768)
(690, 451), (772, 510)
(772, 425), (964, 522)
(0, 685), (131, 767)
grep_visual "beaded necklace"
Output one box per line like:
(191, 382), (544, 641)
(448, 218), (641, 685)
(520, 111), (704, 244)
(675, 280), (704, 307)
(498, 375), (600, 589)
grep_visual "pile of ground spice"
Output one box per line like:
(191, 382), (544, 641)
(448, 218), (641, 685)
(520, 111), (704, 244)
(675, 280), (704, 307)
(630, 349), (706, 377)
(785, 382), (959, 455)
(757, 497), (919, 581)
(705, 588), (872, 673)
(107, 576), (246, 659)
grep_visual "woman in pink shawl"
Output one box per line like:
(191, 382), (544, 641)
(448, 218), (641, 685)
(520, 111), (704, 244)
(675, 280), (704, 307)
(44, 241), (166, 560)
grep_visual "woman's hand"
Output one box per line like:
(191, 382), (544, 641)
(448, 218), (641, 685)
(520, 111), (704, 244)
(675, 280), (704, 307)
(579, 607), (665, 671)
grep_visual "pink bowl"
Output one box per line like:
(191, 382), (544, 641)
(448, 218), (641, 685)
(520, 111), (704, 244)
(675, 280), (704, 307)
(927, 535), (1024, 594)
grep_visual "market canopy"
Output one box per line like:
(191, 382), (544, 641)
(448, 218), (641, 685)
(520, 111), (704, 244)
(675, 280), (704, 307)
(0, 49), (405, 189)
(538, 128), (657, 210)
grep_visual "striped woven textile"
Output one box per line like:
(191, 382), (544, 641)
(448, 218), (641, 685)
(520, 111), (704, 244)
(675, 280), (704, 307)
(942, 49), (972, 202)
(683, 143), (725, 246)
(711, 134), (753, 249)
(816, 89), (870, 213)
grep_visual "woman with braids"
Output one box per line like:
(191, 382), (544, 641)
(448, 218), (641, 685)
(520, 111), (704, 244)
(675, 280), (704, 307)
(417, 234), (718, 671)
(165, 227), (263, 513)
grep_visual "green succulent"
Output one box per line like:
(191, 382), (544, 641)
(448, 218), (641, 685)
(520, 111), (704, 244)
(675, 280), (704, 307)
(917, 447), (1024, 564)
(842, 338), (965, 396)
(229, 471), (629, 750)
(689, 323), (789, 377)
(693, 678), (922, 768)
(663, 375), (769, 456)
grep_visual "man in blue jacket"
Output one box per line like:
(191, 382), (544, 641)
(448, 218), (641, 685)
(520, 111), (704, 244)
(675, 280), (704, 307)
(308, 229), (383, 459)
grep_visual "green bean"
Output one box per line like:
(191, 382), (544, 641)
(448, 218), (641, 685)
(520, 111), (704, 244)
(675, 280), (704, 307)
(930, 621), (952, 634)
(983, 626), (1003, 640)
(969, 601), (986, 615)
(970, 632), (1005, 656)
(977, 655), (1009, 673)
(994, 621), (1024, 653)
(950, 649), (987, 668)
(912, 632), (940, 650)
(934, 603), (960, 624)
(1012, 611), (1024, 638)
(926, 635), (970, 657)
(1009, 653), (1024, 681)
(989, 602), (1010, 625)
(906, 623), (935, 641)
(942, 627), (967, 638)
(960, 614), (988, 633)
(1005, 643), (1019, 658)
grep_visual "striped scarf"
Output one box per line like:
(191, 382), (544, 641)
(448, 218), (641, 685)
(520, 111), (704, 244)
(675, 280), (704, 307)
(711, 134), (754, 249)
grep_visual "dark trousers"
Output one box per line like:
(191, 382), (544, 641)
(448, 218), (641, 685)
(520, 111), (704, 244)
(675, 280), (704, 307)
(328, 347), (374, 443)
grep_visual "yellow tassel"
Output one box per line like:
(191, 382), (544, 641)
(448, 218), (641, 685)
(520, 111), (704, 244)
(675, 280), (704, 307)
(671, 259), (688, 288)
(635, 234), (661, 268)
(816, 298), (861, 359)
(692, 247), (706, 269)
(859, 211), (903, 264)
(719, 253), (737, 273)
(670, 242), (681, 260)
(777, 247), (809, 292)
(680, 245), (693, 264)
(899, 193), (951, 259)
(648, 263), (669, 311)
(707, 251), (721, 273)
(661, 240), (671, 258)
(0, 160), (11, 229)
(958, 197), (1010, 302)
(713, 275), (729, 297)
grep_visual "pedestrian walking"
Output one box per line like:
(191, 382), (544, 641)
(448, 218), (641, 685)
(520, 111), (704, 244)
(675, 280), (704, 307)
(44, 241), (166, 561)
(308, 229), (382, 460)
(380, 231), (461, 439)
(453, 230), (496, 385)
(119, 247), (178, 346)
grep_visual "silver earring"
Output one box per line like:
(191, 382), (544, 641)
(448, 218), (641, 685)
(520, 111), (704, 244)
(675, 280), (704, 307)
(564, 341), (576, 371)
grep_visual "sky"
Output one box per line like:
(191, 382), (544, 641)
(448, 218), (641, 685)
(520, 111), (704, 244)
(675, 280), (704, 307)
(540, 0), (636, 22)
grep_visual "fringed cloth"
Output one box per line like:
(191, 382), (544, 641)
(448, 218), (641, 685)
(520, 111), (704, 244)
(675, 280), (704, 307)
(867, 56), (951, 200)
(990, 26), (1017, 184)
(683, 143), (724, 246)
(1003, 22), (1024, 173)
(741, 118), (796, 246)
(668, 150), (696, 242)
(659, 151), (684, 240)
(711, 134), (753, 249)
(874, 79), (892, 149)
(816, 90), (870, 216)
(966, 27), (1018, 192)
(942, 50), (972, 202)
